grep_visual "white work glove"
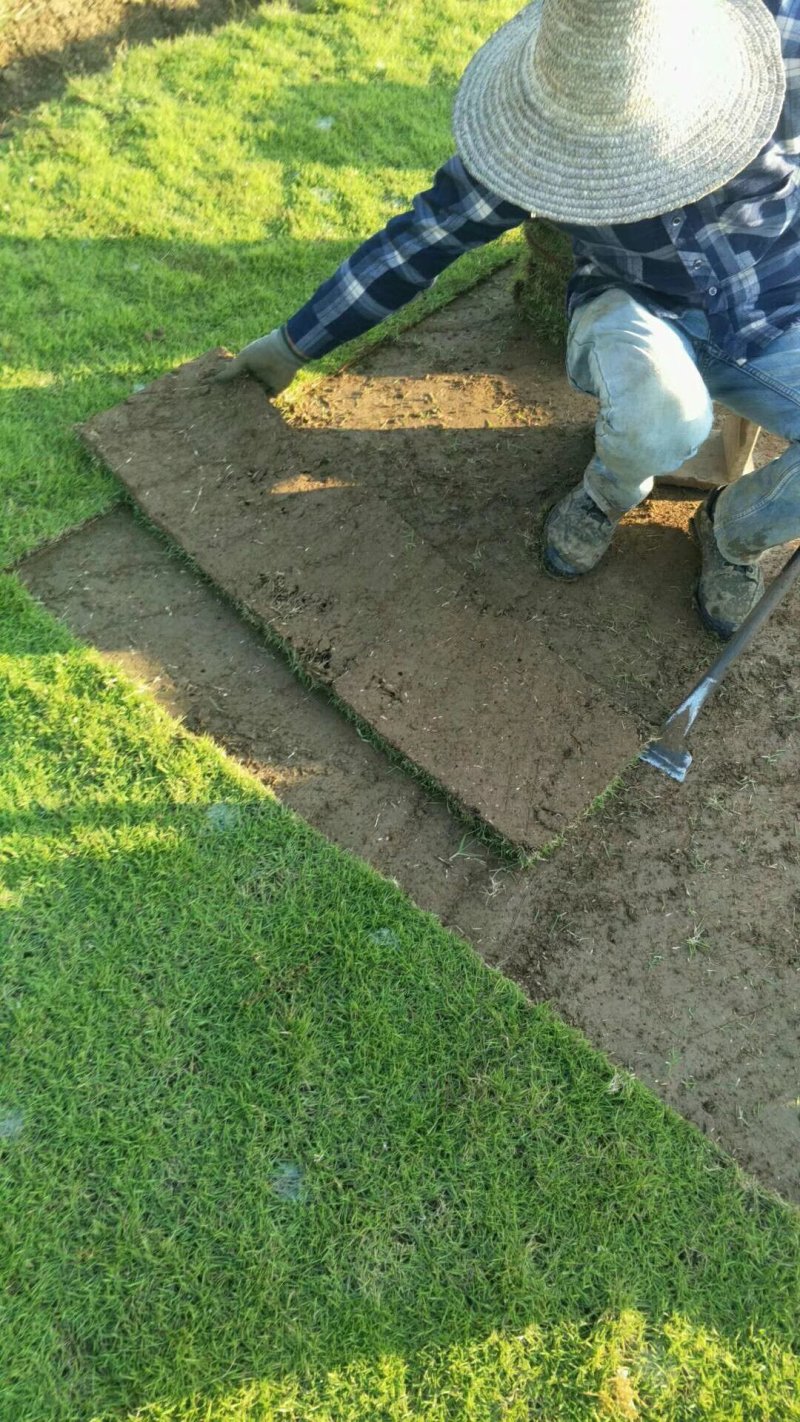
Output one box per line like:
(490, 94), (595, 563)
(214, 326), (306, 395)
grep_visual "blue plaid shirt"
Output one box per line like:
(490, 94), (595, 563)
(285, 0), (800, 365)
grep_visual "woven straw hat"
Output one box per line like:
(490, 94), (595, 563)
(453, 0), (786, 225)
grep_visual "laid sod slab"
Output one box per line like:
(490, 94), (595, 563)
(2, 576), (800, 1420)
(80, 272), (725, 852)
(16, 504), (800, 1200)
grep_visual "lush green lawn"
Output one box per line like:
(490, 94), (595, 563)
(2, 4), (800, 1419)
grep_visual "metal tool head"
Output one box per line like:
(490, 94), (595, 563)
(639, 738), (693, 783)
(639, 547), (800, 786)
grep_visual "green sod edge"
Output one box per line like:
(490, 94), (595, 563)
(114, 490), (532, 865)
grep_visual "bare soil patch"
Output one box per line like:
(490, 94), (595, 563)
(76, 273), (793, 853)
(20, 269), (798, 1197)
(0, 0), (261, 127)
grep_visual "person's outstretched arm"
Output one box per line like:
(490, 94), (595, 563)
(216, 155), (528, 394)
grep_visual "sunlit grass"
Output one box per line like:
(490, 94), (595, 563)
(2, 5), (800, 1418)
(2, 576), (800, 1420)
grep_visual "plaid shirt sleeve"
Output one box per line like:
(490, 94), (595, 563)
(284, 155), (528, 360)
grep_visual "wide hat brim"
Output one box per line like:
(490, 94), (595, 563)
(453, 0), (786, 225)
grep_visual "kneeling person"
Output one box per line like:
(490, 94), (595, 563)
(219, 0), (799, 641)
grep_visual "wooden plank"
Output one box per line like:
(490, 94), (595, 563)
(658, 406), (761, 489)
(722, 411), (761, 480)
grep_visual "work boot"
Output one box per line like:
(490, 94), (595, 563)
(543, 482), (620, 578)
(692, 492), (764, 639)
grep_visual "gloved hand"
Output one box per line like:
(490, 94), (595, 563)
(214, 326), (306, 395)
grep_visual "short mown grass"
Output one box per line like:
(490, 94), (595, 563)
(2, 4), (800, 1419)
(3, 578), (800, 1420)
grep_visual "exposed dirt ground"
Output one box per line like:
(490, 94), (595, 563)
(0, 0), (261, 127)
(19, 492), (800, 1202)
(22, 272), (800, 1202)
(8, 0), (800, 1199)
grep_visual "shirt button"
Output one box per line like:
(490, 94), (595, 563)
(692, 259), (702, 270)
(672, 217), (681, 227)
(709, 286), (718, 296)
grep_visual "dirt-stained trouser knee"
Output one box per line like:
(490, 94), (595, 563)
(565, 288), (714, 519)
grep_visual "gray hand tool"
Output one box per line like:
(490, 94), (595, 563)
(641, 544), (800, 782)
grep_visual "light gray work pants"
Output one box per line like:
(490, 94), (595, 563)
(566, 288), (800, 562)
